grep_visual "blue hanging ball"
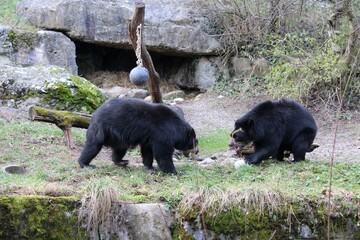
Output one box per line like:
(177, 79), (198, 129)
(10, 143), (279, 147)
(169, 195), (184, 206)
(129, 66), (149, 86)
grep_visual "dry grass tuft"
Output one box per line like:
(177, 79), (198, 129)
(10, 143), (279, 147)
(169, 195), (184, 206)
(180, 186), (288, 217)
(85, 71), (179, 93)
(86, 70), (180, 93)
(78, 179), (120, 236)
(86, 71), (133, 89)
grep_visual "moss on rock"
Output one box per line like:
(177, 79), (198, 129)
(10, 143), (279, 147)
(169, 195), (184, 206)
(178, 193), (360, 239)
(42, 73), (107, 113)
(0, 195), (87, 240)
(0, 65), (107, 113)
(5, 30), (34, 52)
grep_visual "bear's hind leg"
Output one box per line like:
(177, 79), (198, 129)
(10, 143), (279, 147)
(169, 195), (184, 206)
(112, 147), (129, 166)
(78, 125), (105, 168)
(141, 144), (155, 171)
(78, 141), (103, 168)
(291, 133), (313, 162)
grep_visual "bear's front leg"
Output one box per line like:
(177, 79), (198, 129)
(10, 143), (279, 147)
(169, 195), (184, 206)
(154, 151), (177, 174)
(112, 147), (129, 166)
(245, 147), (272, 164)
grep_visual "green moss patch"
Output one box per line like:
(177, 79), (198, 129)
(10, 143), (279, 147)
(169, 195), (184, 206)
(41, 73), (107, 113)
(178, 188), (360, 239)
(0, 195), (86, 240)
(0, 65), (107, 113)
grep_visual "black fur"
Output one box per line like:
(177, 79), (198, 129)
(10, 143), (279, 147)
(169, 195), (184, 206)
(78, 98), (198, 173)
(231, 99), (317, 164)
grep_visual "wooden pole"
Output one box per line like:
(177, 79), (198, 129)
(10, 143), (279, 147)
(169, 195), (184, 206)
(129, 2), (163, 103)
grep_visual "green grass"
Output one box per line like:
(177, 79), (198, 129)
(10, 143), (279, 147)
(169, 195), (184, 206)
(0, 0), (22, 26)
(0, 118), (360, 206)
(197, 129), (230, 155)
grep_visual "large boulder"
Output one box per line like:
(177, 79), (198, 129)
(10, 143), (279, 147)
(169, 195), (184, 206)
(0, 65), (107, 113)
(173, 57), (226, 91)
(0, 26), (77, 75)
(16, 0), (221, 56)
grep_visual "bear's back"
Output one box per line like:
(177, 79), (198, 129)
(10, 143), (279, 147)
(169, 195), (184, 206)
(92, 98), (186, 128)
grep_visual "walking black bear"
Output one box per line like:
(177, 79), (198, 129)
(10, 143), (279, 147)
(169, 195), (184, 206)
(78, 98), (198, 174)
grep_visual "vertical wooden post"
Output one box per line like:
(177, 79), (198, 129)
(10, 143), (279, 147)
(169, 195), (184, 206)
(129, 2), (163, 103)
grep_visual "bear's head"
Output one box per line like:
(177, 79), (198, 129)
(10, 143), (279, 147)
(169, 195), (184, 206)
(231, 118), (255, 143)
(180, 128), (199, 156)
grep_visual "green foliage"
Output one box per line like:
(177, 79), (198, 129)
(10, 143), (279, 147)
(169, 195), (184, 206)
(0, 0), (22, 26)
(262, 31), (358, 107)
(204, 0), (360, 109)
(212, 76), (266, 98)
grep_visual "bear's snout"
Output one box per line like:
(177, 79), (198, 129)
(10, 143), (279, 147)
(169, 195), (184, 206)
(231, 128), (244, 139)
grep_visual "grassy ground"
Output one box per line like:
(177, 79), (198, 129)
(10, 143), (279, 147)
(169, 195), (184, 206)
(1, 118), (359, 206)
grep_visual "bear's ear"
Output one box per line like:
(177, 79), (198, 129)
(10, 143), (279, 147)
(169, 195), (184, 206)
(188, 128), (196, 138)
(247, 119), (254, 127)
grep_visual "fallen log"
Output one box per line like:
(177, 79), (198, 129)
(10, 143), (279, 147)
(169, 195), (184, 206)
(29, 106), (91, 149)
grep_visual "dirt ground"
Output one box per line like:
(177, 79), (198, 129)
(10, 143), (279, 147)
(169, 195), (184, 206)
(179, 92), (360, 163)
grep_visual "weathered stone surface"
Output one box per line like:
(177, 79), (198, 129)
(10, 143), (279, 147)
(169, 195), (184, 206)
(173, 57), (224, 91)
(16, 0), (221, 56)
(0, 65), (106, 113)
(231, 56), (269, 78)
(106, 86), (132, 98)
(0, 26), (77, 74)
(125, 88), (149, 99)
(115, 203), (173, 240)
(162, 90), (186, 101)
(231, 57), (253, 77)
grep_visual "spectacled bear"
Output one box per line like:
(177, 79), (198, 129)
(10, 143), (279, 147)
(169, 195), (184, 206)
(78, 98), (198, 174)
(230, 99), (317, 164)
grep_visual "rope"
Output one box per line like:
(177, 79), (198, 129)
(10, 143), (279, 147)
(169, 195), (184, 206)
(135, 24), (143, 66)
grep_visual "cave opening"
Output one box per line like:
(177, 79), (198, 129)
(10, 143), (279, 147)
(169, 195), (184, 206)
(74, 40), (196, 91)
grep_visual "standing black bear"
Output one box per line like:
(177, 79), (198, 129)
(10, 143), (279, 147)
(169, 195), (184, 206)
(230, 99), (317, 164)
(78, 98), (198, 174)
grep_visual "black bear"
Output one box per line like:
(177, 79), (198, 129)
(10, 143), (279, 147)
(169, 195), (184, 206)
(230, 99), (317, 164)
(78, 98), (198, 174)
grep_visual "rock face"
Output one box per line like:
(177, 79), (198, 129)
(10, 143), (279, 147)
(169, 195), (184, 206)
(0, 26), (77, 74)
(0, 65), (106, 113)
(104, 203), (173, 240)
(12, 0), (268, 92)
(16, 0), (221, 56)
